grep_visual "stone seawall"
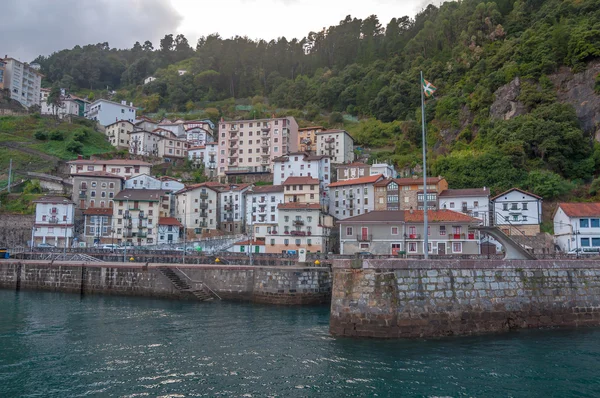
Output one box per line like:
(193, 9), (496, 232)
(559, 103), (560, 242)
(330, 259), (600, 338)
(0, 260), (331, 305)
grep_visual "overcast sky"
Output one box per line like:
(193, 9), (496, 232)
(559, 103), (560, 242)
(2, 0), (437, 62)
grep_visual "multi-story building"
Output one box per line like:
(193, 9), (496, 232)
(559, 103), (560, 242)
(188, 142), (219, 177)
(374, 177), (449, 211)
(554, 203), (600, 253)
(112, 189), (172, 246)
(86, 99), (136, 126)
(217, 117), (299, 175)
(491, 188), (542, 236)
(105, 120), (134, 150)
(328, 175), (384, 220)
(158, 217), (183, 245)
(338, 210), (480, 256)
(245, 185), (284, 240)
(129, 130), (163, 157)
(0, 59), (6, 90)
(125, 174), (184, 192)
(67, 158), (152, 179)
(315, 129), (354, 164)
(438, 188), (491, 226)
(33, 196), (75, 248)
(282, 177), (321, 204)
(40, 91), (85, 119)
(218, 184), (252, 233)
(134, 118), (158, 132)
(186, 126), (214, 147)
(273, 152), (331, 192)
(157, 136), (189, 160)
(369, 162), (397, 178)
(71, 171), (124, 211)
(336, 162), (370, 181)
(1, 57), (42, 108)
(294, 126), (323, 152)
(157, 122), (185, 138)
(175, 182), (225, 238)
(82, 208), (114, 246)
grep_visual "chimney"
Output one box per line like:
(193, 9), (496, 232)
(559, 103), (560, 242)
(121, 100), (126, 105)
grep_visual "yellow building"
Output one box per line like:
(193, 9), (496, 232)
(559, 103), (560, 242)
(295, 126), (323, 153)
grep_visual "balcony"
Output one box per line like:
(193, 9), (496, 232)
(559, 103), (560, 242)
(261, 152), (270, 158)
(208, 150), (216, 156)
(199, 222), (208, 228)
(261, 134), (269, 140)
(408, 234), (421, 239)
(208, 162), (217, 169)
(224, 204), (233, 211)
(200, 192), (209, 199)
(260, 142), (269, 148)
(139, 212), (146, 219)
(261, 125), (270, 132)
(48, 217), (59, 224)
(261, 158), (270, 165)
(123, 231), (133, 238)
(290, 231), (306, 236)
(229, 142), (238, 149)
(293, 219), (304, 226)
(357, 234), (372, 242)
(200, 202), (209, 209)
(224, 217), (234, 222)
(79, 192), (87, 199)
(325, 137), (335, 143)
(257, 207), (266, 214)
(136, 232), (147, 238)
(347, 202), (354, 209)
(200, 212), (208, 218)
(450, 233), (464, 240)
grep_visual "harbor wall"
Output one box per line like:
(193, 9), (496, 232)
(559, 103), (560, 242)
(0, 260), (331, 305)
(330, 258), (600, 338)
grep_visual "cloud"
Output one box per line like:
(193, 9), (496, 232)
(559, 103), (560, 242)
(0, 0), (183, 62)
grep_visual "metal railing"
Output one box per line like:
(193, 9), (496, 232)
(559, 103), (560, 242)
(175, 267), (222, 300)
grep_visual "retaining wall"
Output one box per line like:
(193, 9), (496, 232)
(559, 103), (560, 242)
(330, 258), (600, 338)
(0, 260), (331, 305)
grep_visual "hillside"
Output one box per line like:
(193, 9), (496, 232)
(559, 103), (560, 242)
(33, 0), (600, 201)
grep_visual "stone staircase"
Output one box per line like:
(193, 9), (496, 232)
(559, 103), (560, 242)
(474, 226), (536, 260)
(157, 266), (214, 301)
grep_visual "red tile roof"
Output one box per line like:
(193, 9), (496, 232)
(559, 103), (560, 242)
(158, 217), (183, 227)
(175, 182), (226, 194)
(404, 209), (477, 223)
(67, 159), (152, 166)
(558, 203), (600, 218)
(234, 239), (265, 246)
(491, 187), (542, 200)
(282, 176), (319, 185)
(278, 203), (322, 210)
(250, 185), (284, 193)
(71, 171), (125, 179)
(83, 208), (113, 216)
(328, 174), (384, 188)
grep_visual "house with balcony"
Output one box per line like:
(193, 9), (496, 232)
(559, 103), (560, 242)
(245, 185), (284, 240)
(328, 174), (384, 220)
(188, 142), (219, 178)
(315, 129), (354, 164)
(374, 176), (448, 211)
(439, 188), (491, 226)
(157, 136), (189, 161)
(86, 99), (136, 126)
(338, 210), (480, 256)
(1, 56), (42, 108)
(158, 217), (183, 245)
(273, 152), (331, 192)
(67, 157), (152, 179)
(282, 176), (321, 204)
(71, 171), (124, 212)
(554, 203), (600, 253)
(185, 126), (214, 147)
(293, 126), (323, 152)
(105, 120), (134, 150)
(82, 208), (113, 246)
(491, 188), (542, 236)
(174, 182), (226, 238)
(124, 174), (184, 192)
(218, 184), (252, 233)
(112, 189), (172, 246)
(33, 196), (75, 248)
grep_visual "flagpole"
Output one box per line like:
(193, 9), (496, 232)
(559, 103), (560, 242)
(420, 71), (428, 260)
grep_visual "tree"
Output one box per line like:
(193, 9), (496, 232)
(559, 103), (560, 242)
(46, 85), (63, 118)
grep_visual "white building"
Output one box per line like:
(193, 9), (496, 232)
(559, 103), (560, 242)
(219, 184), (252, 233)
(228, 240), (266, 254)
(315, 129), (354, 164)
(67, 158), (152, 179)
(125, 174), (184, 192)
(157, 136), (189, 160)
(438, 188), (491, 226)
(33, 196), (75, 247)
(135, 118), (158, 132)
(157, 122), (185, 138)
(144, 76), (157, 84)
(491, 188), (542, 236)
(188, 143), (219, 178)
(86, 99), (136, 126)
(273, 152), (331, 192)
(1, 57), (42, 108)
(158, 217), (183, 245)
(129, 130), (167, 157)
(328, 174), (384, 220)
(175, 182), (226, 237)
(370, 162), (397, 178)
(105, 120), (134, 150)
(245, 185), (284, 240)
(186, 126), (213, 147)
(554, 203), (600, 253)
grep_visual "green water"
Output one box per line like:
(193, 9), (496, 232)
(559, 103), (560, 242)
(1, 290), (599, 397)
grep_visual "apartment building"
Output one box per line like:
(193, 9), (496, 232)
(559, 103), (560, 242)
(82, 208), (114, 246)
(158, 217), (183, 245)
(105, 120), (134, 150)
(273, 152), (331, 191)
(439, 188), (491, 226)
(157, 136), (189, 160)
(125, 174), (184, 192)
(134, 118), (158, 132)
(315, 129), (354, 164)
(491, 188), (542, 236)
(219, 184), (252, 233)
(112, 189), (172, 246)
(328, 174), (384, 220)
(188, 142), (219, 178)
(0, 59), (5, 90)
(129, 130), (163, 157)
(157, 122), (185, 138)
(217, 117), (299, 175)
(282, 177), (321, 204)
(337, 162), (370, 181)
(67, 158), (152, 179)
(186, 126), (214, 147)
(175, 182), (225, 238)
(86, 99), (136, 126)
(245, 185), (284, 240)
(294, 126), (323, 152)
(1, 57), (42, 108)
(71, 171), (124, 210)
(374, 177), (449, 211)
(33, 196), (75, 248)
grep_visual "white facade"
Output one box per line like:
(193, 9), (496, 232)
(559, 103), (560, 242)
(175, 183), (223, 235)
(129, 130), (161, 157)
(438, 188), (491, 226)
(554, 204), (600, 253)
(68, 159), (152, 179)
(370, 162), (397, 178)
(33, 197), (75, 247)
(157, 218), (182, 245)
(188, 143), (219, 178)
(105, 120), (134, 150)
(219, 185), (252, 233)
(157, 123), (185, 138)
(86, 99), (136, 126)
(492, 188), (542, 226)
(2, 57), (42, 108)
(315, 130), (354, 164)
(244, 186), (284, 240)
(273, 153), (331, 192)
(125, 174), (184, 192)
(186, 126), (213, 147)
(144, 76), (157, 84)
(328, 175), (384, 220)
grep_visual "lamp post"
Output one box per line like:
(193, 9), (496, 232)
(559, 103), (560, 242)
(182, 193), (187, 264)
(123, 195), (130, 263)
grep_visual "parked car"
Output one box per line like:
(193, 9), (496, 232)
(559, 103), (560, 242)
(37, 243), (56, 248)
(174, 247), (195, 253)
(356, 251), (373, 256)
(568, 248), (600, 255)
(100, 244), (122, 250)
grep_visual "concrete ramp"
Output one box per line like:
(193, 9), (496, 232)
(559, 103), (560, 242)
(473, 226), (536, 260)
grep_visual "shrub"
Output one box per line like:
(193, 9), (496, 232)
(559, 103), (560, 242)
(66, 139), (83, 153)
(72, 129), (88, 142)
(34, 131), (47, 140)
(49, 131), (64, 141)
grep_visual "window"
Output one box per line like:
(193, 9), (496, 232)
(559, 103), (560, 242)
(408, 242), (417, 252)
(522, 202), (528, 210)
(523, 215), (528, 222)
(409, 226), (416, 235)
(592, 219), (600, 228)
(452, 242), (462, 253)
(295, 239), (301, 245)
(439, 225), (446, 236)
(391, 227), (399, 235)
(581, 238), (590, 247)
(284, 239), (289, 245)
(503, 203), (508, 211)
(346, 227), (353, 236)
(593, 238), (600, 247)
(450, 202), (455, 208)
(474, 201), (479, 208)
(580, 219), (589, 228)
(511, 203), (518, 210)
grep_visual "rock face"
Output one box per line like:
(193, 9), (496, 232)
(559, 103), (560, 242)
(490, 76), (527, 120)
(550, 61), (600, 137)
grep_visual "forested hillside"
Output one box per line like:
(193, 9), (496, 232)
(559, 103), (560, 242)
(33, 0), (600, 200)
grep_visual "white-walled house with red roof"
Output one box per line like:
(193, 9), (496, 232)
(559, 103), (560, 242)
(158, 217), (183, 245)
(33, 196), (76, 248)
(554, 203), (600, 253)
(491, 188), (542, 236)
(67, 157), (152, 179)
(327, 174), (385, 220)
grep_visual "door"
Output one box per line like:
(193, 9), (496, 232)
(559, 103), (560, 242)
(438, 242), (446, 255)
(254, 245), (260, 254)
(392, 243), (401, 255)
(361, 227), (368, 241)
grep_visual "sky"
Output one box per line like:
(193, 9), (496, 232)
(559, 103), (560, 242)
(1, 0), (437, 62)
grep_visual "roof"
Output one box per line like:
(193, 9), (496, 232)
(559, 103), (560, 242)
(158, 217), (183, 227)
(218, 183), (252, 192)
(491, 188), (542, 201)
(188, 146), (206, 150)
(315, 129), (352, 137)
(337, 162), (369, 168)
(114, 189), (170, 201)
(557, 203), (600, 218)
(278, 203), (322, 210)
(339, 210), (477, 224)
(234, 239), (265, 246)
(83, 208), (113, 216)
(33, 196), (74, 204)
(175, 182), (226, 194)
(282, 176), (319, 185)
(71, 171), (125, 180)
(89, 99), (135, 109)
(328, 174), (384, 188)
(67, 158), (151, 166)
(250, 185), (284, 194)
(339, 211), (405, 223)
(106, 120), (134, 128)
(298, 126), (323, 131)
(439, 188), (489, 198)
(394, 177), (445, 186)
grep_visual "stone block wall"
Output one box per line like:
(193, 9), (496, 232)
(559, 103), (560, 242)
(253, 267), (332, 304)
(330, 258), (600, 338)
(0, 214), (34, 247)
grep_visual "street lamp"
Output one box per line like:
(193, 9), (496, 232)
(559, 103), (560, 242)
(182, 193), (187, 264)
(123, 195), (130, 262)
